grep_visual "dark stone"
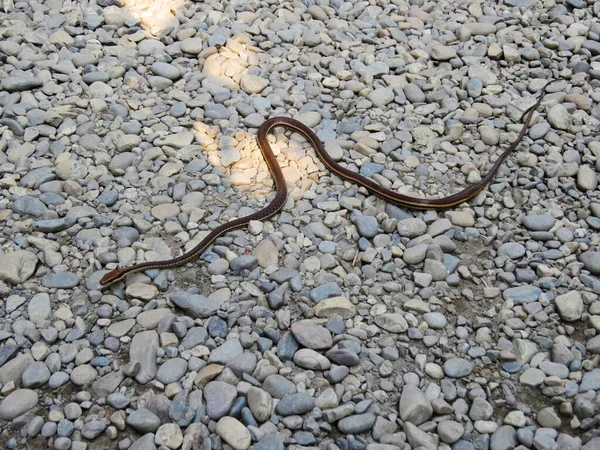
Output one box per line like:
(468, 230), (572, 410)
(0, 346), (20, 368)
(277, 332), (299, 361)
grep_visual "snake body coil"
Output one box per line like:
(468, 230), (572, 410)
(99, 90), (545, 286)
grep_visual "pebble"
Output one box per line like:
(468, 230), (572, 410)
(290, 320), (332, 350)
(399, 385), (433, 425)
(443, 358), (473, 378)
(554, 291), (583, 321)
(0, 389), (38, 420)
(216, 417), (251, 450)
(204, 381), (237, 419)
(275, 392), (315, 416)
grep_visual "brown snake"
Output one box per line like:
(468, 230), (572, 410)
(99, 87), (546, 286)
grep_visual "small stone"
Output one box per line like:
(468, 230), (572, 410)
(247, 387), (273, 423)
(367, 88), (394, 107)
(403, 422), (437, 450)
(581, 252), (600, 275)
(374, 313), (408, 333)
(291, 320), (332, 350)
(22, 362), (51, 388)
(431, 46), (457, 61)
(70, 365), (98, 386)
(155, 424), (184, 449)
(314, 297), (356, 319)
(337, 413), (376, 434)
(126, 409), (161, 433)
(216, 417), (251, 450)
(536, 407), (561, 429)
(275, 392), (315, 416)
(0, 251), (38, 285)
(81, 420), (106, 440)
(520, 368), (546, 386)
(554, 291), (583, 321)
(490, 425), (517, 450)
(469, 397), (493, 421)
(169, 292), (218, 318)
(204, 381), (237, 420)
(399, 385), (432, 425)
(437, 420), (464, 444)
(547, 104), (570, 130)
(156, 358), (188, 385)
(240, 75), (268, 94)
(207, 339), (244, 364)
(578, 165), (598, 191)
(129, 331), (158, 384)
(443, 358), (473, 378)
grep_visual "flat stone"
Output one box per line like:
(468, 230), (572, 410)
(126, 408), (161, 433)
(293, 348), (330, 370)
(129, 434), (157, 450)
(70, 365), (98, 386)
(0, 389), (38, 420)
(2, 76), (43, 92)
(290, 320), (332, 350)
(520, 368), (546, 386)
(374, 313), (408, 333)
(275, 392), (315, 416)
(262, 374), (296, 399)
(502, 285), (541, 304)
(129, 330), (158, 384)
(437, 420), (465, 444)
(156, 358), (188, 385)
(443, 358), (473, 378)
(581, 252), (600, 275)
(314, 297), (356, 319)
(207, 339), (244, 364)
(107, 319), (135, 338)
(580, 368), (600, 391)
(81, 420), (106, 440)
(0, 251), (38, 285)
(338, 413), (376, 434)
(92, 370), (125, 398)
(169, 292), (218, 318)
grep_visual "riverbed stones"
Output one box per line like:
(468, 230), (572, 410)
(0, 2), (598, 450)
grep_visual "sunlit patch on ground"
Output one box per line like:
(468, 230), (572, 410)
(120, 0), (183, 36)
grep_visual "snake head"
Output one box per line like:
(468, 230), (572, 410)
(100, 269), (127, 286)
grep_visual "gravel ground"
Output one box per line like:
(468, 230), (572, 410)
(0, 0), (600, 449)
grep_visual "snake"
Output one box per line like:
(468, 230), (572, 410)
(99, 87), (546, 286)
